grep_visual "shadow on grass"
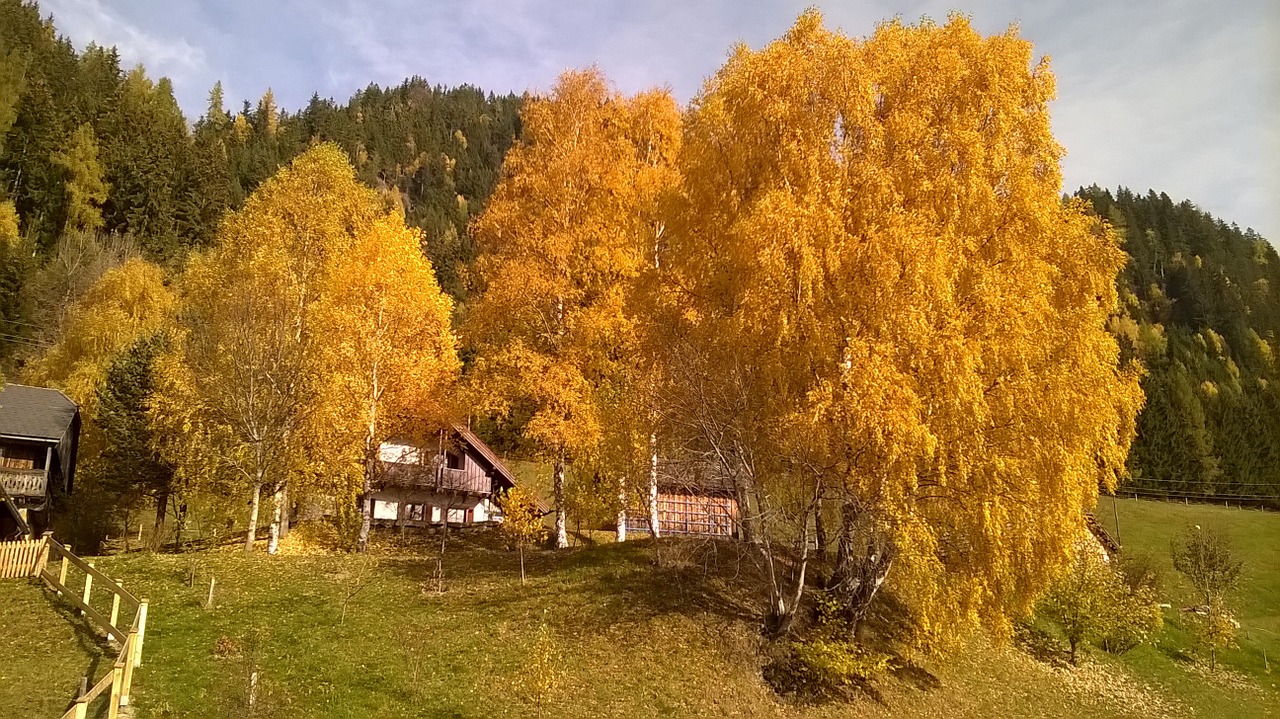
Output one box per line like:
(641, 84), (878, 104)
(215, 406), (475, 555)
(28, 581), (115, 713)
(1013, 622), (1074, 669)
(376, 533), (767, 631)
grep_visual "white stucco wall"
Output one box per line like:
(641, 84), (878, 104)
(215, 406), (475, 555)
(379, 442), (422, 464)
(370, 488), (491, 524)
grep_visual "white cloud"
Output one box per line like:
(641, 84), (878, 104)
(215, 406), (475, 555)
(41, 0), (206, 79)
(30, 0), (1279, 239)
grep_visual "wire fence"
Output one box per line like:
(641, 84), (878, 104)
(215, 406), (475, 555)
(1112, 480), (1280, 511)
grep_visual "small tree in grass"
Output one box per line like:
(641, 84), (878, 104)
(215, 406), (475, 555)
(1038, 545), (1163, 664)
(1172, 524), (1243, 670)
(499, 486), (548, 585)
(1039, 548), (1118, 664)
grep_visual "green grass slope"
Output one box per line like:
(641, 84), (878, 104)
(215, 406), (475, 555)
(1096, 497), (1279, 714)
(0, 580), (111, 717)
(1, 498), (1276, 719)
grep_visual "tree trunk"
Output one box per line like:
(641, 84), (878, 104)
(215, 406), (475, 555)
(616, 475), (627, 543)
(153, 489), (170, 548)
(520, 544), (526, 585)
(267, 484), (284, 555)
(280, 482), (291, 539)
(830, 503), (895, 626)
(245, 481), (262, 553)
(814, 495), (827, 565)
(648, 433), (660, 539)
(553, 457), (568, 549)
(357, 465), (374, 554)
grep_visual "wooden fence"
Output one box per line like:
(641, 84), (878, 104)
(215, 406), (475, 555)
(0, 533), (149, 718)
(0, 535), (46, 578)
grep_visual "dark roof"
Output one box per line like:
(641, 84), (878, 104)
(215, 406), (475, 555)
(0, 384), (78, 442)
(1085, 513), (1121, 555)
(454, 424), (517, 487)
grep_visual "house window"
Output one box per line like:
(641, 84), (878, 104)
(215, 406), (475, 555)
(372, 500), (399, 520)
(445, 451), (464, 470)
(406, 503), (425, 522)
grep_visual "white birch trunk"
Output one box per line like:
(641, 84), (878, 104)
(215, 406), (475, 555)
(616, 476), (627, 543)
(648, 433), (660, 539)
(553, 458), (568, 549)
(267, 485), (284, 555)
(245, 481), (262, 553)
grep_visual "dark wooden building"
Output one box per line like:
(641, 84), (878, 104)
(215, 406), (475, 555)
(0, 384), (80, 537)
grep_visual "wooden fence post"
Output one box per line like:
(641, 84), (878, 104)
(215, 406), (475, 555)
(134, 599), (149, 667)
(80, 561), (94, 617)
(58, 544), (71, 596)
(108, 661), (124, 719)
(110, 580), (122, 630)
(72, 700), (88, 719)
(121, 630), (137, 704)
(34, 531), (52, 577)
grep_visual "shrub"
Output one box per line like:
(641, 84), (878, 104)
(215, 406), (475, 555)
(1099, 585), (1164, 654)
(1114, 550), (1163, 595)
(1038, 548), (1163, 662)
(763, 591), (892, 699)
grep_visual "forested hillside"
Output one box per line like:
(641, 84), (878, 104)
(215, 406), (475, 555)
(0, 0), (521, 372)
(1079, 187), (1280, 500)
(3, 0), (1278, 505)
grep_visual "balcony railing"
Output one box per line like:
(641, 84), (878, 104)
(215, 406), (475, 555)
(0, 468), (47, 498)
(380, 462), (492, 495)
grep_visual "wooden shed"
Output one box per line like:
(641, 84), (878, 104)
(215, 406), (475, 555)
(627, 461), (740, 538)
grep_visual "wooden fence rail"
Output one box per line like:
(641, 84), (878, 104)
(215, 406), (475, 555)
(0, 533), (149, 717)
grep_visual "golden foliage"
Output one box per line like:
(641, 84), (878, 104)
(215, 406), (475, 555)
(0, 200), (18, 247)
(154, 143), (384, 509)
(465, 69), (679, 458)
(310, 210), (460, 488)
(498, 485), (549, 549)
(464, 69), (680, 545)
(657, 11), (1144, 647)
(25, 256), (173, 416)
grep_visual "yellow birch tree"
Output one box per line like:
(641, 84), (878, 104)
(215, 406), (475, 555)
(464, 69), (680, 548)
(311, 212), (460, 553)
(655, 12), (1144, 643)
(25, 256), (173, 424)
(154, 144), (383, 552)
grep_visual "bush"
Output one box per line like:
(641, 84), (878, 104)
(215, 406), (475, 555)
(1099, 585), (1164, 654)
(763, 592), (892, 700)
(1038, 549), (1163, 662)
(1114, 550), (1163, 595)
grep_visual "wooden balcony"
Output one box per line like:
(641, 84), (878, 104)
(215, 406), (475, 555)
(0, 468), (47, 499)
(380, 462), (492, 496)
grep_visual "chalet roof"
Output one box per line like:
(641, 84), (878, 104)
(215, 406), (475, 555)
(1085, 513), (1121, 555)
(0, 384), (78, 442)
(656, 458), (737, 497)
(454, 424), (517, 487)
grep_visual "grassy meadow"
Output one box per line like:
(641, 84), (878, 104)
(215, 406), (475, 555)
(0, 498), (1275, 719)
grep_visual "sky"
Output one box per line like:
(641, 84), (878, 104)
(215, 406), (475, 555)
(39, 0), (1280, 241)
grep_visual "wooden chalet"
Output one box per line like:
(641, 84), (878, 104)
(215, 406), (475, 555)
(0, 384), (80, 538)
(370, 425), (541, 528)
(627, 460), (740, 538)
